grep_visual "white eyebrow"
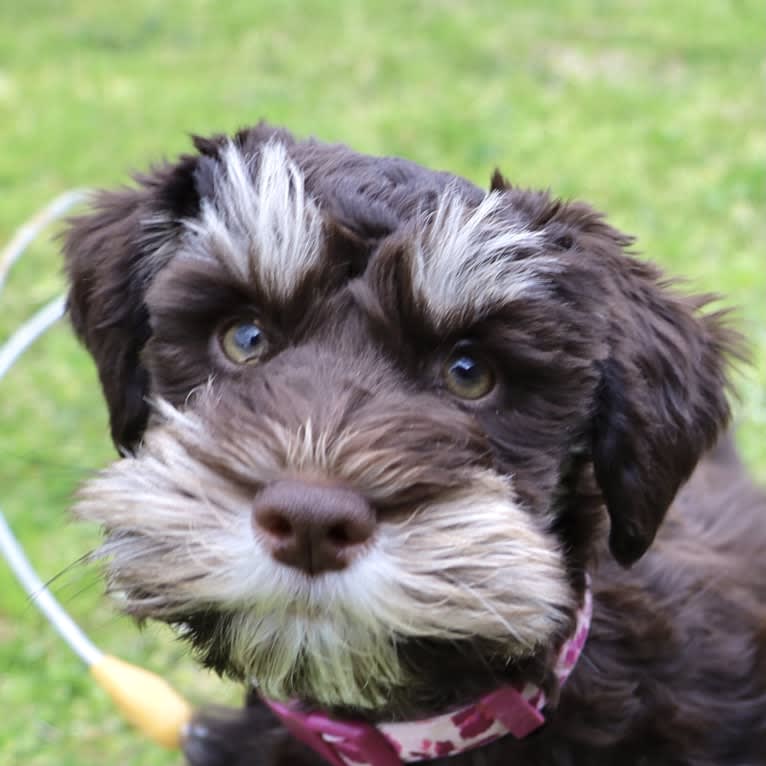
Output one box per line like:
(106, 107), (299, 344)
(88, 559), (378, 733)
(182, 140), (324, 300)
(410, 188), (561, 328)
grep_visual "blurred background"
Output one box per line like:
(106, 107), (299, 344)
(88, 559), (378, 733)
(1, 1), (764, 764)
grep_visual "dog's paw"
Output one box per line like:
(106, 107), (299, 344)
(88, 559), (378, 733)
(183, 706), (272, 766)
(182, 705), (322, 766)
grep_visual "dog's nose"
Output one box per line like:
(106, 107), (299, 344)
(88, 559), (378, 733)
(252, 480), (375, 575)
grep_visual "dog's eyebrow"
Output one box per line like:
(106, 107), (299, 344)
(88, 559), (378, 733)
(181, 140), (324, 301)
(410, 189), (560, 329)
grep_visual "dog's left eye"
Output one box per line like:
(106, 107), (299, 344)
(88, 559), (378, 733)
(442, 347), (495, 400)
(220, 321), (269, 364)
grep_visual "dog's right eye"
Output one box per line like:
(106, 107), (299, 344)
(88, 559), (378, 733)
(219, 321), (269, 365)
(442, 346), (495, 400)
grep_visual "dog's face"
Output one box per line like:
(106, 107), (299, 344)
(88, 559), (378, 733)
(64, 125), (735, 716)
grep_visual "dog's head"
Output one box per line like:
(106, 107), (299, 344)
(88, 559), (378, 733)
(64, 124), (736, 716)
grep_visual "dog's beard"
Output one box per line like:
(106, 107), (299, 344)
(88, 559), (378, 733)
(77, 400), (573, 709)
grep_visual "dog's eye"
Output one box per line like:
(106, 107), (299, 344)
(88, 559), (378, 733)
(220, 321), (269, 364)
(443, 347), (495, 400)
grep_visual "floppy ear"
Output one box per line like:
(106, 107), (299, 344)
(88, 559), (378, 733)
(63, 155), (201, 452)
(578, 217), (740, 566)
(63, 124), (299, 452)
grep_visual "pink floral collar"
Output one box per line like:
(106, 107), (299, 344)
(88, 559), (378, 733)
(262, 581), (592, 765)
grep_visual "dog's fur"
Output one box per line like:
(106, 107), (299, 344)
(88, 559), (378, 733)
(63, 124), (766, 765)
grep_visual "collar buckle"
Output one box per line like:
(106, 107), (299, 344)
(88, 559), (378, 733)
(479, 686), (545, 738)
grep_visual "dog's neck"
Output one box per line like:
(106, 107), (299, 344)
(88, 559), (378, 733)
(262, 580), (592, 765)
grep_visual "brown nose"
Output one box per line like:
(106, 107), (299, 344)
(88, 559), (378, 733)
(252, 480), (375, 575)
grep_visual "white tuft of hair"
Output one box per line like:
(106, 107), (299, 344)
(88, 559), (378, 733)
(182, 140), (324, 299)
(412, 188), (562, 328)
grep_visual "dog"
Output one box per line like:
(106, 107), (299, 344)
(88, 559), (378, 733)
(63, 124), (766, 766)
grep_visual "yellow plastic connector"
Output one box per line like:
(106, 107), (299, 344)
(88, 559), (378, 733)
(90, 654), (193, 749)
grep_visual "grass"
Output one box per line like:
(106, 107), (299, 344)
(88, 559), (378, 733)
(0, 1), (764, 764)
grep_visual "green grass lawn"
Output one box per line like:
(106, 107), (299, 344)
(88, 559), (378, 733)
(1, 1), (764, 764)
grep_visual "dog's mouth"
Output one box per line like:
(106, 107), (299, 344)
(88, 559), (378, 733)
(174, 607), (560, 719)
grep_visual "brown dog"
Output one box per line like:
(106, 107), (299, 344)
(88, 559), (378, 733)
(63, 124), (766, 766)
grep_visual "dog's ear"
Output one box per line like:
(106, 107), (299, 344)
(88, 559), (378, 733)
(63, 156), (201, 452)
(573, 213), (739, 566)
(64, 124), (297, 452)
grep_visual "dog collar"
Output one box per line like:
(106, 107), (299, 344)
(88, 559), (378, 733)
(262, 580), (592, 766)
